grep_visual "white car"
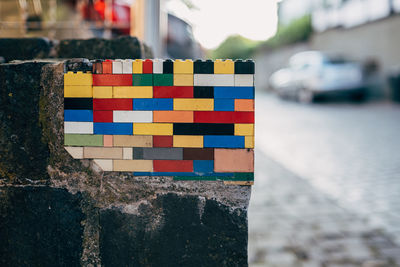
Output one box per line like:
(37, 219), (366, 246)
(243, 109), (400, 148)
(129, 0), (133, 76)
(269, 51), (367, 102)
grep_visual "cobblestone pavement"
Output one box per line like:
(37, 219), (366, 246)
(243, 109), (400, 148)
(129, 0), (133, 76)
(249, 93), (400, 266)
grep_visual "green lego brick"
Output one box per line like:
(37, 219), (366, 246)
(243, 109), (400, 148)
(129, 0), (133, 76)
(153, 74), (173, 86)
(132, 74), (153, 86)
(223, 173), (254, 181)
(64, 134), (103, 146)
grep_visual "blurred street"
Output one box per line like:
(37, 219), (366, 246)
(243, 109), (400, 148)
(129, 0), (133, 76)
(249, 92), (400, 266)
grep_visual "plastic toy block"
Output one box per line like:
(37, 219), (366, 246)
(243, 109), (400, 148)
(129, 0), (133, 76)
(234, 59), (255, 74)
(153, 59), (163, 73)
(113, 135), (153, 147)
(194, 86), (214, 98)
(194, 111), (254, 123)
(132, 59), (143, 73)
(193, 160), (214, 173)
(113, 86), (153, 98)
(153, 74), (173, 86)
(153, 86), (193, 98)
(194, 59), (214, 74)
(64, 110), (93, 122)
(153, 136), (173, 147)
(153, 160), (193, 172)
(214, 99), (234, 111)
(64, 134), (103, 147)
(173, 74), (194, 86)
(113, 160), (153, 172)
(123, 147), (133, 159)
(64, 98), (93, 110)
(132, 99), (173, 111)
(103, 135), (113, 147)
(134, 172), (197, 177)
(194, 74), (234, 86)
(133, 148), (143, 159)
(234, 111), (254, 123)
(235, 99), (254, 111)
(64, 122), (93, 134)
(93, 99), (132, 110)
(214, 86), (254, 99)
(174, 59), (193, 74)
(93, 111), (113, 122)
(163, 59), (174, 74)
(64, 72), (92, 86)
(93, 86), (113, 98)
(224, 181), (254, 186)
(214, 59), (234, 74)
(93, 159), (113, 171)
(174, 176), (218, 181)
(214, 148), (254, 172)
(94, 123), (133, 135)
(113, 111), (152, 123)
(183, 148), (214, 160)
(102, 60), (113, 74)
(64, 146), (84, 159)
(122, 59), (133, 74)
(64, 85), (93, 98)
(133, 123), (173, 136)
(233, 172), (254, 180)
(93, 60), (103, 74)
(173, 99), (213, 111)
(173, 135), (203, 148)
(83, 147), (123, 159)
(143, 59), (153, 74)
(93, 74), (132, 86)
(173, 123), (234, 135)
(235, 124), (254, 136)
(204, 136), (244, 148)
(235, 74), (254, 86)
(153, 111), (193, 123)
(135, 148), (183, 160)
(245, 136), (254, 148)
(112, 60), (123, 74)
(132, 74), (153, 86)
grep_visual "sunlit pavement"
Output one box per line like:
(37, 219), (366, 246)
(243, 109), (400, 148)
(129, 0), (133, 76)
(248, 92), (400, 266)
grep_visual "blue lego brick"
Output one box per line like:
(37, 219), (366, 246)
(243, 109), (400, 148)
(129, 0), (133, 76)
(64, 110), (93, 122)
(214, 86), (254, 99)
(204, 136), (245, 148)
(93, 122), (133, 135)
(193, 160), (214, 173)
(214, 99), (234, 111)
(132, 98), (173, 110)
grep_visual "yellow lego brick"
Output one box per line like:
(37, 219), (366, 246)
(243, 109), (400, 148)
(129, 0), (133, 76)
(245, 136), (254, 148)
(64, 85), (92, 98)
(174, 59), (193, 74)
(214, 59), (234, 74)
(133, 123), (173, 135)
(234, 124), (254, 136)
(132, 59), (143, 74)
(173, 74), (194, 86)
(64, 71), (92, 86)
(173, 99), (214, 111)
(113, 86), (152, 98)
(93, 86), (113, 98)
(173, 135), (203, 148)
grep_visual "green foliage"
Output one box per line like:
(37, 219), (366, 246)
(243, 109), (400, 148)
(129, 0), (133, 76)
(209, 35), (260, 60)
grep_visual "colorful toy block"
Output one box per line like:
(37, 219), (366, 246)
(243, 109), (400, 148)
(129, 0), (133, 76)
(63, 59), (255, 185)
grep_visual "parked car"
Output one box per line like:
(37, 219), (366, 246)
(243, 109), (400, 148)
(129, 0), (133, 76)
(269, 51), (367, 102)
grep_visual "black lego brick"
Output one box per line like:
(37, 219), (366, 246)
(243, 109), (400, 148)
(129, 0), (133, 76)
(64, 98), (93, 110)
(194, 86), (214, 98)
(194, 59), (214, 74)
(163, 59), (174, 74)
(234, 60), (255, 74)
(173, 123), (234, 135)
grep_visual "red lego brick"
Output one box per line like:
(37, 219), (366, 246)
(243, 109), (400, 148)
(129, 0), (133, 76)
(153, 160), (193, 172)
(93, 74), (132, 86)
(234, 111), (254, 123)
(153, 136), (173, 147)
(102, 60), (113, 74)
(193, 111), (254, 123)
(143, 59), (153, 74)
(93, 99), (133, 110)
(153, 86), (193, 98)
(93, 111), (113, 122)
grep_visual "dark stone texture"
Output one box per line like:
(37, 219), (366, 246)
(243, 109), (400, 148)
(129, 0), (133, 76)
(0, 38), (52, 62)
(0, 62), (51, 182)
(0, 186), (84, 267)
(99, 193), (248, 267)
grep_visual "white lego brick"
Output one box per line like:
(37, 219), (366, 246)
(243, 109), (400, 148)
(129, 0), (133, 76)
(64, 146), (83, 159)
(122, 59), (133, 74)
(235, 74), (254, 86)
(153, 59), (163, 73)
(123, 147), (133, 159)
(194, 74), (234, 86)
(113, 111), (153, 123)
(64, 122), (93, 134)
(93, 159), (113, 171)
(112, 60), (123, 74)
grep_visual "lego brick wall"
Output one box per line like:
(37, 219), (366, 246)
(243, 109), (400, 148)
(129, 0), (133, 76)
(64, 59), (254, 185)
